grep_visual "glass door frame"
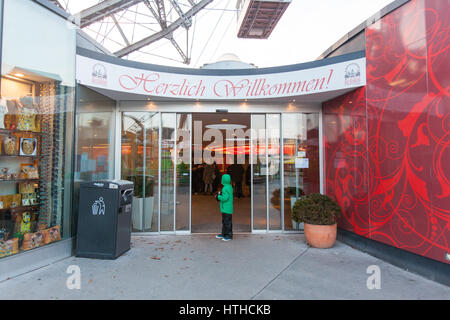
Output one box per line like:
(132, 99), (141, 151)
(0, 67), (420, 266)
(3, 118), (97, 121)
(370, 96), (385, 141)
(158, 112), (192, 235)
(116, 103), (323, 235)
(118, 110), (192, 235)
(250, 113), (284, 233)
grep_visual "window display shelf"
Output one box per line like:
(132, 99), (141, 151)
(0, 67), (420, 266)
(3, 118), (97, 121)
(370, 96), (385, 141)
(0, 129), (42, 136)
(0, 205), (40, 213)
(0, 155), (41, 159)
(0, 179), (39, 183)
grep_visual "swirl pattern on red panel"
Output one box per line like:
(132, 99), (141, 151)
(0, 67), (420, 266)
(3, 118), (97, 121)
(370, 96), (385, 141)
(323, 0), (449, 263)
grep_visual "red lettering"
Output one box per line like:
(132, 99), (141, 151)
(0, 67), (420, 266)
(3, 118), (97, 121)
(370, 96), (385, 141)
(305, 79), (316, 92)
(119, 73), (160, 92)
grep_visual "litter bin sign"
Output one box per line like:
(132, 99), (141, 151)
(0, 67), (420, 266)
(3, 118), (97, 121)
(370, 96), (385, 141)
(76, 180), (134, 259)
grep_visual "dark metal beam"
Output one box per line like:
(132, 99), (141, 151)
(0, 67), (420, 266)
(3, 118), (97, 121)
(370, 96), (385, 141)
(79, 0), (142, 28)
(114, 0), (212, 57)
(168, 0), (192, 28)
(111, 14), (130, 46)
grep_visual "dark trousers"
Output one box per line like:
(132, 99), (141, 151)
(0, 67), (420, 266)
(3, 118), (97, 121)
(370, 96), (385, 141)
(234, 181), (243, 198)
(221, 213), (233, 238)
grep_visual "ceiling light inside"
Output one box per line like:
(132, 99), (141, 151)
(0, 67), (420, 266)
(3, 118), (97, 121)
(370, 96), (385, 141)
(205, 124), (247, 130)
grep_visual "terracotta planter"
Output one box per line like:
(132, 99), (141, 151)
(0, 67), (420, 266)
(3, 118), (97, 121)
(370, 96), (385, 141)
(304, 223), (337, 248)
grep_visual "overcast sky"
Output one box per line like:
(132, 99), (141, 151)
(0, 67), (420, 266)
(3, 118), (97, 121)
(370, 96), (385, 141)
(67, 0), (394, 68)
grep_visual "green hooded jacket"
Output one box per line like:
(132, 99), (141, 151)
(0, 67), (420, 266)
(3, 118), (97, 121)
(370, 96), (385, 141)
(218, 174), (233, 214)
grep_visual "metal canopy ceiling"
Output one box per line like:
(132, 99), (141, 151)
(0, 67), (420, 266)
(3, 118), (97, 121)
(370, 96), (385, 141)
(49, 0), (213, 64)
(237, 0), (291, 39)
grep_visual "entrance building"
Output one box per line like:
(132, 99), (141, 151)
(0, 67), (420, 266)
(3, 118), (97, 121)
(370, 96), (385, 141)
(117, 110), (320, 234)
(1, 0), (447, 285)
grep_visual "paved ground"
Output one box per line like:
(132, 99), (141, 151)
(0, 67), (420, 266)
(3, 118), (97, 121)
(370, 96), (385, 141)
(0, 234), (449, 300)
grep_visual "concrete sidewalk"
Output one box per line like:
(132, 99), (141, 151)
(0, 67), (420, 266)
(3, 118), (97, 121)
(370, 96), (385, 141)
(0, 234), (448, 300)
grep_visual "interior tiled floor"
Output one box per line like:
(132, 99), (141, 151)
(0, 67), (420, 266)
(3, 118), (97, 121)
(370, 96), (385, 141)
(191, 194), (251, 233)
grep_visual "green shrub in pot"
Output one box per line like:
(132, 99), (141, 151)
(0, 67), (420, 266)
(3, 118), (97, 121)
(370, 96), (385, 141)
(292, 193), (341, 225)
(292, 193), (342, 248)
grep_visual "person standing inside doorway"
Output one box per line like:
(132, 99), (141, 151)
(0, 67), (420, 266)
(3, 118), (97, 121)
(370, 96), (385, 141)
(213, 161), (221, 193)
(203, 162), (215, 195)
(229, 162), (244, 198)
(216, 174), (233, 241)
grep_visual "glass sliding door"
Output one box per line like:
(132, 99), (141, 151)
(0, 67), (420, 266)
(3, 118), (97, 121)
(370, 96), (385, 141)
(251, 113), (282, 232)
(122, 112), (191, 233)
(267, 114), (282, 231)
(160, 113), (176, 231)
(251, 114), (267, 231)
(175, 113), (191, 231)
(159, 112), (191, 232)
(282, 113), (320, 230)
(143, 113), (160, 232)
(121, 112), (159, 232)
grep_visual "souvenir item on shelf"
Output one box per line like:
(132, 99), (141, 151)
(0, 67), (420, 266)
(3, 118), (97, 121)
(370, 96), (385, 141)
(22, 193), (30, 206)
(34, 114), (41, 133)
(19, 182), (35, 194)
(18, 211), (31, 234)
(29, 193), (37, 205)
(0, 228), (8, 241)
(10, 194), (21, 208)
(16, 99), (37, 132)
(20, 231), (44, 251)
(11, 172), (19, 180)
(0, 167), (8, 179)
(43, 225), (61, 245)
(0, 97), (8, 130)
(21, 193), (36, 206)
(20, 163), (39, 179)
(19, 96), (34, 108)
(0, 196), (3, 209)
(4, 195), (12, 209)
(19, 137), (37, 156)
(0, 238), (18, 258)
(3, 135), (17, 155)
(5, 99), (19, 130)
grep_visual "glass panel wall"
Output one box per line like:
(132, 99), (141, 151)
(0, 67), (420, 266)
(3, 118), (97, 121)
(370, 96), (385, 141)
(144, 113), (160, 232)
(160, 113), (176, 231)
(175, 113), (191, 231)
(267, 114), (281, 230)
(251, 114), (267, 230)
(282, 113), (320, 230)
(121, 112), (159, 232)
(0, 0), (76, 257)
(75, 87), (115, 181)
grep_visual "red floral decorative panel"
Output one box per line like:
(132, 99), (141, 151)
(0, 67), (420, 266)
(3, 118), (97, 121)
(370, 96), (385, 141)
(323, 87), (370, 235)
(323, 0), (449, 264)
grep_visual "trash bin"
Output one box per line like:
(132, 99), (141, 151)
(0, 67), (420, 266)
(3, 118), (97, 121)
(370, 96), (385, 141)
(76, 180), (134, 259)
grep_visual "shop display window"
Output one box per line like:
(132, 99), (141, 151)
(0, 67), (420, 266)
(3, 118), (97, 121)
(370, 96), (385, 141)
(0, 75), (72, 258)
(0, 0), (75, 259)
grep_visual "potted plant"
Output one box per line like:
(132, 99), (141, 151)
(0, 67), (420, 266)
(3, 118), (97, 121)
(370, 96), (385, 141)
(129, 172), (155, 231)
(292, 193), (341, 248)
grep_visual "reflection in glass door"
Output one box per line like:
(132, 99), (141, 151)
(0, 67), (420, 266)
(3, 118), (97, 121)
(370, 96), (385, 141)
(267, 114), (281, 230)
(282, 113), (320, 230)
(175, 113), (191, 231)
(160, 113), (192, 232)
(122, 112), (191, 233)
(160, 113), (176, 231)
(121, 112), (159, 232)
(251, 114), (267, 230)
(120, 111), (319, 234)
(251, 114), (282, 232)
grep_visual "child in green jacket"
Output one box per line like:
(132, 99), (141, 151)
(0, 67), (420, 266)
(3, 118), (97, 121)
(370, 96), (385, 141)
(215, 174), (233, 241)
